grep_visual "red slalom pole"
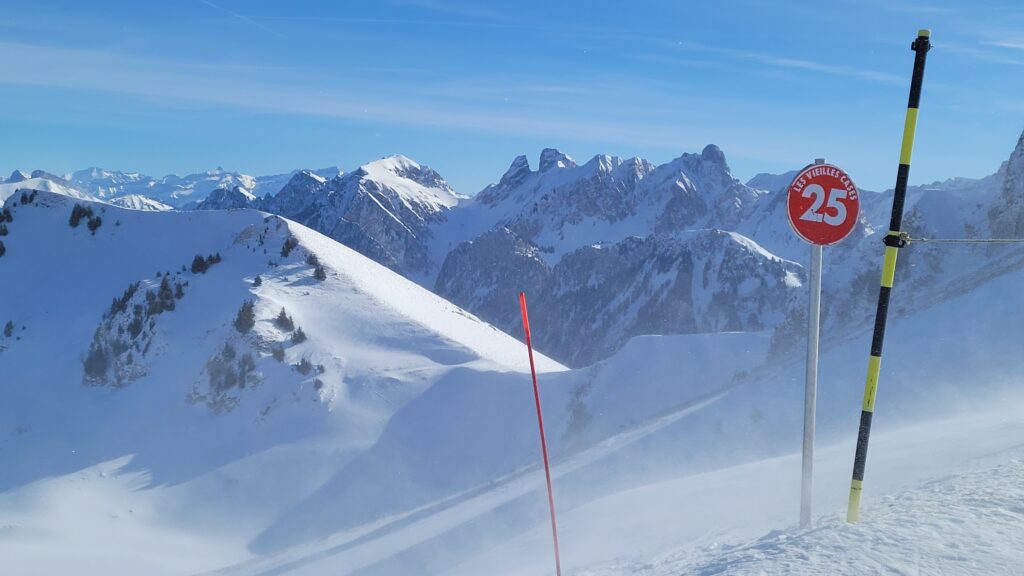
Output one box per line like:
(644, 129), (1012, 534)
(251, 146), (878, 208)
(518, 292), (562, 576)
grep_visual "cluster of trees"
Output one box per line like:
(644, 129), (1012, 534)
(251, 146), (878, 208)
(69, 203), (102, 232)
(84, 274), (189, 385)
(83, 330), (110, 381)
(236, 302), (319, 367)
(0, 207), (11, 255)
(306, 253), (327, 280)
(18, 190), (38, 205)
(274, 307), (295, 331)
(234, 300), (256, 333)
(281, 235), (299, 257)
(235, 304), (308, 342)
(295, 357), (325, 376)
(191, 253), (222, 274)
(206, 342), (257, 394)
(295, 357), (314, 375)
(108, 281), (140, 317)
(145, 276), (181, 315)
(3, 320), (13, 338)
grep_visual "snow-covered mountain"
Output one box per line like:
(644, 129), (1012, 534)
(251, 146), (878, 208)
(437, 228), (802, 366)
(14, 132), (1024, 371)
(430, 146), (794, 365)
(442, 145), (766, 265)
(195, 185), (259, 210)
(175, 146), (803, 366)
(58, 134), (1019, 369)
(249, 156), (463, 278)
(0, 169), (96, 204)
(107, 194), (174, 211)
(66, 166), (343, 208)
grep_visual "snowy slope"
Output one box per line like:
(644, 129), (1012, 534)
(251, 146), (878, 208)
(474, 408), (1024, 576)
(199, 235), (1024, 576)
(656, 451), (1024, 576)
(0, 191), (563, 574)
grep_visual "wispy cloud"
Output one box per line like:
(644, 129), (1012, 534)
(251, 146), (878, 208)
(386, 0), (510, 22)
(197, 0), (287, 39)
(943, 42), (1024, 66)
(0, 41), (728, 155)
(246, 14), (549, 31)
(547, 31), (905, 85)
(985, 40), (1024, 51)
(665, 39), (905, 85)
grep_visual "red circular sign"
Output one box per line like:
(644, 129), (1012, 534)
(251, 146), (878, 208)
(786, 163), (860, 245)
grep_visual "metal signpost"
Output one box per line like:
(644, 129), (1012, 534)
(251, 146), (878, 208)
(786, 159), (860, 528)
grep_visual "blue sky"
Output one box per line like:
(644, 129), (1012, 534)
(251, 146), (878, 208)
(2, 0), (1023, 193)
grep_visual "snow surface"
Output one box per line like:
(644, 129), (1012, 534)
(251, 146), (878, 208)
(203, 234), (1024, 576)
(4, 140), (1024, 576)
(0, 192), (563, 575)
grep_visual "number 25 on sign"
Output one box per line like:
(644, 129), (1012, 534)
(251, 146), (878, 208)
(787, 163), (860, 246)
(786, 159), (860, 528)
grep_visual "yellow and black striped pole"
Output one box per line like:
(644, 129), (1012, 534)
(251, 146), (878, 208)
(847, 29), (932, 523)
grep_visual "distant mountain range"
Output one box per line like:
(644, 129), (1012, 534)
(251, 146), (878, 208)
(5, 132), (1024, 574)
(5, 131), (1024, 367)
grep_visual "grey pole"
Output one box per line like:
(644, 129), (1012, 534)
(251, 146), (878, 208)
(800, 158), (826, 529)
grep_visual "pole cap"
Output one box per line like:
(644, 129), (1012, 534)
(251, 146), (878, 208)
(918, 29), (931, 38)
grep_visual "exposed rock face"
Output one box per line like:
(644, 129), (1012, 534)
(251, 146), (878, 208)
(434, 227), (551, 334)
(990, 131), (1024, 238)
(195, 186), (258, 210)
(436, 227), (802, 367)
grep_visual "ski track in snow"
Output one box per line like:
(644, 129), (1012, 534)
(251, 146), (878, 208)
(205, 390), (728, 576)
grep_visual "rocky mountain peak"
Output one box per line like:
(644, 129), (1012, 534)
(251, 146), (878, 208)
(539, 148), (577, 172)
(701, 144), (727, 167)
(283, 170), (328, 189)
(195, 185), (257, 210)
(30, 169), (67, 182)
(498, 155), (531, 187)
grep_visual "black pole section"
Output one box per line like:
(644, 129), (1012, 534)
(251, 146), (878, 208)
(847, 29), (931, 523)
